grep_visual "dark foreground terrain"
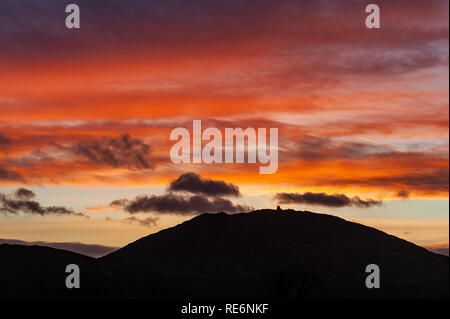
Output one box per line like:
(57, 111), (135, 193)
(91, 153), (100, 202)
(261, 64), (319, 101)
(0, 210), (448, 298)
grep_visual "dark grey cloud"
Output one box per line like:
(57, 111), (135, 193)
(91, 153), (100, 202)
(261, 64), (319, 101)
(349, 196), (383, 208)
(14, 188), (36, 200)
(69, 134), (152, 169)
(168, 172), (241, 197)
(112, 193), (252, 215)
(3, 149), (52, 167)
(124, 216), (159, 227)
(274, 192), (382, 208)
(396, 189), (410, 198)
(0, 188), (85, 217)
(0, 238), (118, 258)
(0, 165), (24, 181)
(11, 134), (153, 170)
(0, 133), (11, 151)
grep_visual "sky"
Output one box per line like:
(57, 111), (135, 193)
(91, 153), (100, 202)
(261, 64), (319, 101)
(0, 0), (448, 256)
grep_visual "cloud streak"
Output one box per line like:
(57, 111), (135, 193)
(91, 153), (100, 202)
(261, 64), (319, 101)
(324, 168), (449, 194)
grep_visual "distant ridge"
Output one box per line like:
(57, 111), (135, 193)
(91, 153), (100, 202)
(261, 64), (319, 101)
(0, 238), (119, 258)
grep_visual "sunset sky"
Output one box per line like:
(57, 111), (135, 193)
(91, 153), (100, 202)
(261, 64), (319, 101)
(0, 0), (448, 254)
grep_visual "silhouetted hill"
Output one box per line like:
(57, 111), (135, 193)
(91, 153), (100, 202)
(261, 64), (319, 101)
(0, 244), (96, 298)
(99, 210), (449, 299)
(0, 210), (448, 299)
